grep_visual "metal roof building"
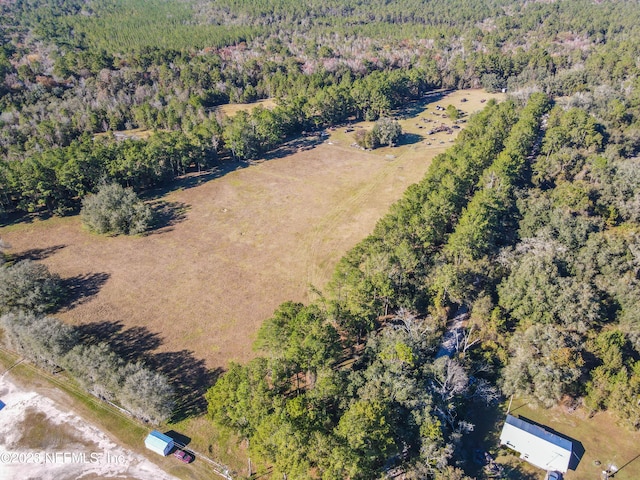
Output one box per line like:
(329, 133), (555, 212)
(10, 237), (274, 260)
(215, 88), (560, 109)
(499, 414), (572, 473)
(144, 430), (175, 456)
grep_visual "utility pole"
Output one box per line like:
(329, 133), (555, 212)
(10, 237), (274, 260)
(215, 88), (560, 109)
(247, 438), (252, 478)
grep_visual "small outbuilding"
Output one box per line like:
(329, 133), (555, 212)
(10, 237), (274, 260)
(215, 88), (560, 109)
(145, 430), (175, 456)
(499, 414), (572, 473)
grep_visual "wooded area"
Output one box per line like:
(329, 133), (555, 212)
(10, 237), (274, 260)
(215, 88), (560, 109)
(1, 0), (640, 478)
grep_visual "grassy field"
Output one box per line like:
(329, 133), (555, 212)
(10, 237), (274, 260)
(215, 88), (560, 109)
(94, 127), (156, 140)
(4, 89), (640, 479)
(214, 98), (277, 117)
(1, 91), (507, 478)
(1, 88), (503, 373)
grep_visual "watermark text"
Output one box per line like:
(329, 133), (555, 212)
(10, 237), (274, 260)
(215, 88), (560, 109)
(0, 450), (128, 465)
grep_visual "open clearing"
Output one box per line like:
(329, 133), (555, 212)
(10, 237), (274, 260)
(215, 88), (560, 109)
(214, 98), (277, 117)
(0, 89), (502, 371)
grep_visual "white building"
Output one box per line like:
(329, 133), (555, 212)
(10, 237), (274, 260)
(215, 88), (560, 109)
(144, 430), (175, 456)
(499, 414), (572, 473)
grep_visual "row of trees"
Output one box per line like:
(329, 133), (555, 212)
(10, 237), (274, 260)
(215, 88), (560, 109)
(207, 90), (640, 477)
(1, 130), (210, 215)
(328, 99), (520, 337)
(0, 255), (174, 423)
(0, 68), (429, 216)
(205, 97), (549, 479)
(1, 311), (174, 423)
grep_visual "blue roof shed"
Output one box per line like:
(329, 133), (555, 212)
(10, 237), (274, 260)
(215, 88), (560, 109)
(145, 430), (175, 456)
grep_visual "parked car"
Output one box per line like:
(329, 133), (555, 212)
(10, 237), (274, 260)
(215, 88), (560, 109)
(545, 472), (562, 480)
(174, 449), (194, 464)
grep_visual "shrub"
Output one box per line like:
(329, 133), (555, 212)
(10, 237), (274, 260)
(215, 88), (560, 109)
(354, 129), (379, 149)
(446, 105), (460, 120)
(81, 183), (152, 235)
(0, 260), (64, 313)
(372, 117), (402, 146)
(354, 118), (402, 149)
(0, 312), (78, 371)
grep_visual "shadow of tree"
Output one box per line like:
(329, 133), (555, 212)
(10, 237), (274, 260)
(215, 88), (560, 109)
(75, 320), (222, 422)
(164, 430), (191, 447)
(459, 400), (506, 478)
(392, 90), (449, 119)
(398, 133), (424, 146)
(147, 200), (191, 234)
(11, 244), (66, 262)
(75, 321), (162, 359)
(141, 161), (248, 201)
(0, 210), (51, 228)
(261, 135), (324, 161)
(147, 350), (223, 422)
(60, 272), (110, 310)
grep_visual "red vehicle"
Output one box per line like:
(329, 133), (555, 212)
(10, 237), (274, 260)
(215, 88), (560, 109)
(174, 449), (194, 464)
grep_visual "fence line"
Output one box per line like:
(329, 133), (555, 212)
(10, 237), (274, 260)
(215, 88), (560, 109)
(0, 347), (234, 479)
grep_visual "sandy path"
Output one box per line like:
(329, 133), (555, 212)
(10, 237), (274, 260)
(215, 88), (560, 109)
(0, 373), (178, 480)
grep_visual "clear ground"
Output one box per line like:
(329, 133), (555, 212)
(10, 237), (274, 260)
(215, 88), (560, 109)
(214, 98), (277, 117)
(1, 89), (502, 371)
(95, 127), (156, 140)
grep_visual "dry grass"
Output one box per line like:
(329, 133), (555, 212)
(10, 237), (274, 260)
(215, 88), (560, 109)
(94, 128), (156, 140)
(5, 89), (640, 478)
(215, 98), (277, 117)
(0, 89), (501, 373)
(328, 88), (502, 155)
(12, 407), (98, 450)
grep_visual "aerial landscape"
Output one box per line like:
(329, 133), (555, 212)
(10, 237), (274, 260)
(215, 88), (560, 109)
(0, 0), (639, 479)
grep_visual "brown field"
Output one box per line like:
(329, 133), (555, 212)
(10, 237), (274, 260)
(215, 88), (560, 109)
(94, 127), (156, 140)
(214, 98), (277, 117)
(0, 89), (503, 372)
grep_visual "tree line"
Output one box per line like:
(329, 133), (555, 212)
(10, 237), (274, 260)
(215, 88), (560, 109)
(204, 98), (542, 479)
(206, 90), (640, 478)
(3, 0), (640, 222)
(0, 256), (174, 424)
(0, 68), (429, 216)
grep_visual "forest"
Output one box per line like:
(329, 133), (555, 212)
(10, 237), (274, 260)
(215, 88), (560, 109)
(1, 0), (640, 479)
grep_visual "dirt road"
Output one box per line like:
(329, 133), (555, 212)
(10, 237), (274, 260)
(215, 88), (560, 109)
(0, 372), (178, 480)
